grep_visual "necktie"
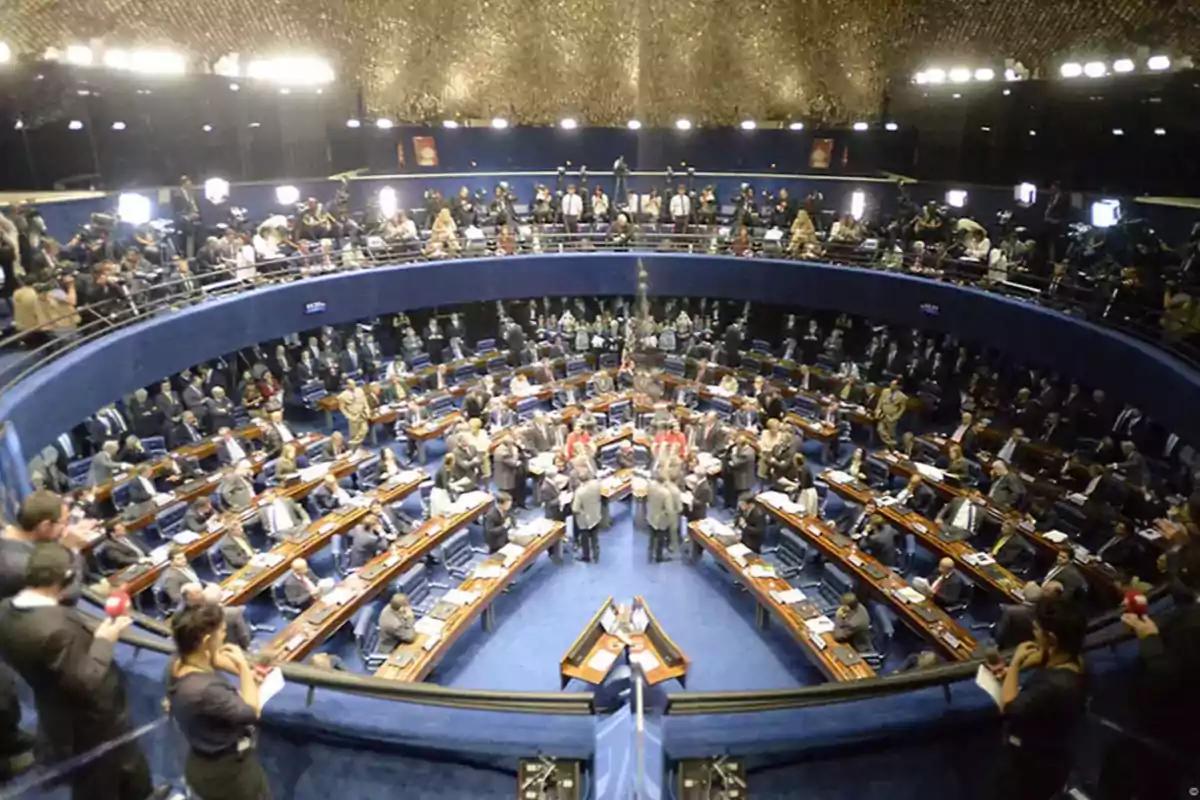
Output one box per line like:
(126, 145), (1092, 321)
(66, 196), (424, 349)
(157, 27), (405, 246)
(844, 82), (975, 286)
(991, 535), (1009, 556)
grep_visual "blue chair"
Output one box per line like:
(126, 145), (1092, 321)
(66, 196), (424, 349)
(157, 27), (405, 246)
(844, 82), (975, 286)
(112, 482), (133, 512)
(741, 354), (763, 376)
(772, 363), (792, 379)
(790, 394), (821, 419)
(764, 529), (809, 579)
(607, 399), (632, 426)
(270, 580), (304, 618)
(515, 397), (541, 421)
(233, 406), (251, 428)
(476, 338), (498, 355)
(417, 479), (434, 519)
(260, 459), (279, 486)
(142, 436), (167, 456)
(300, 380), (328, 412)
(331, 533), (349, 576)
(427, 394), (455, 418)
(395, 563), (437, 615)
(709, 397), (734, 421)
(354, 456), (381, 490)
(410, 353), (431, 371)
(68, 458), (93, 489)
(943, 574), (975, 617)
(207, 546), (232, 577)
(751, 339), (772, 355)
(486, 356), (509, 375)
(865, 456), (893, 490)
(663, 356), (686, 377)
(353, 599), (390, 669)
(441, 530), (486, 580)
(155, 502), (189, 540)
(453, 363), (476, 384)
(800, 562), (855, 613)
(863, 602), (895, 669)
(599, 444), (621, 468)
(566, 356), (588, 377)
(599, 353), (619, 369)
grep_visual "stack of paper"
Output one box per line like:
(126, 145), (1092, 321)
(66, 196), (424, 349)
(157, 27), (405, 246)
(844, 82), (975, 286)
(1136, 527), (1164, 542)
(298, 463), (331, 483)
(414, 616), (445, 637)
(726, 542), (752, 561)
(150, 544), (172, 565)
(324, 587), (354, 606)
(914, 463), (945, 482)
(172, 531), (202, 546)
(441, 588), (481, 607)
(825, 470), (853, 485)
(395, 469), (425, 485)
(631, 607), (650, 633)
(259, 668), (286, 707)
(422, 634), (441, 651)
(1042, 530), (1070, 544)
(153, 493), (174, 507)
(805, 616), (835, 636)
(630, 649), (661, 672)
(587, 649), (618, 672)
(962, 552), (995, 567)
(251, 552), (283, 568)
(517, 518), (557, 539)
(896, 587), (926, 604)
(498, 542), (525, 560)
(771, 588), (807, 605)
(473, 563), (505, 580)
(698, 519), (736, 539)
(460, 490), (494, 508)
(758, 491), (790, 509)
(746, 564), (776, 579)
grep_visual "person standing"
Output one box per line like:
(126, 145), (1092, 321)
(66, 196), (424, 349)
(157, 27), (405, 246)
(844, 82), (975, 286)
(572, 477), (603, 563)
(646, 475), (681, 563)
(338, 379), (371, 450)
(988, 598), (1087, 800)
(0, 543), (156, 800)
(167, 603), (270, 800)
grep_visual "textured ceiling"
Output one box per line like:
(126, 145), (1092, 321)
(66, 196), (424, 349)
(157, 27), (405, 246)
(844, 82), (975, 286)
(2, 0), (1198, 124)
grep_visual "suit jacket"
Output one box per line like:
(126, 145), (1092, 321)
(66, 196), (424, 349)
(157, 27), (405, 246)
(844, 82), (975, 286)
(183, 506), (214, 533)
(377, 605), (417, 652)
(216, 437), (250, 467)
(168, 421), (203, 451)
(155, 392), (184, 424)
(206, 399), (237, 434)
(1117, 452), (1148, 488)
(483, 506), (512, 552)
(0, 601), (134, 760)
(282, 572), (318, 607)
(737, 505), (768, 552)
(348, 526), (386, 568)
(725, 443), (757, 492)
(947, 424), (976, 453)
(695, 424), (726, 455)
(689, 477), (714, 521)
(258, 498), (309, 536)
(86, 451), (121, 487)
(988, 472), (1026, 510)
(992, 531), (1035, 571)
(182, 385), (207, 416)
(995, 603), (1036, 650)
(162, 566), (200, 606)
(930, 570), (966, 607)
(492, 441), (522, 492)
(1044, 562), (1086, 603)
(1097, 534), (1140, 572)
(219, 533), (256, 570)
(462, 389), (491, 419)
(127, 476), (155, 506)
(524, 422), (558, 453)
(96, 536), (146, 572)
(937, 496), (982, 537)
(219, 476), (254, 512)
(223, 607), (253, 650)
(646, 481), (682, 532)
(311, 483), (350, 515)
(833, 604), (873, 651)
(126, 398), (160, 438)
(572, 479), (604, 531)
(864, 525), (900, 567)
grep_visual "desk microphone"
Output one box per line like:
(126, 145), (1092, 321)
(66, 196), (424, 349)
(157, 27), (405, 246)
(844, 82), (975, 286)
(104, 590), (131, 618)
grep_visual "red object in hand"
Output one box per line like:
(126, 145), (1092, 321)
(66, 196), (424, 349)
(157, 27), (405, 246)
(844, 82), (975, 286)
(105, 590), (131, 618)
(1124, 589), (1149, 617)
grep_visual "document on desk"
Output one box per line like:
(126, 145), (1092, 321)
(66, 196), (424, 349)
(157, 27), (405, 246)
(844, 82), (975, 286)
(587, 648), (618, 673)
(172, 531), (202, 546)
(962, 552), (996, 567)
(414, 616), (445, 637)
(394, 469), (425, 485)
(441, 588), (480, 607)
(805, 616), (836, 636)
(473, 563), (506, 580)
(153, 493), (175, 508)
(150, 544), (172, 565)
(1136, 527), (1164, 542)
(825, 470), (853, 485)
(757, 491), (791, 510)
(298, 464), (331, 483)
(698, 519), (736, 539)
(1042, 530), (1070, 544)
(725, 542), (752, 559)
(630, 649), (661, 672)
(975, 664), (1004, 709)
(746, 564), (776, 579)
(914, 463), (945, 482)
(324, 587), (354, 607)
(259, 668), (286, 708)
(896, 587), (927, 604)
(771, 588), (806, 605)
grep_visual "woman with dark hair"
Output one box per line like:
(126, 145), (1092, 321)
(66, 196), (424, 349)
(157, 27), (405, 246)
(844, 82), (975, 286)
(167, 603), (270, 799)
(990, 597), (1088, 800)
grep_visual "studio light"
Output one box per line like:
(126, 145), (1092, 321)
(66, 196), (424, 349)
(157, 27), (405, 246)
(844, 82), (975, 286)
(914, 72), (928, 84)
(67, 120), (83, 130)
(1004, 68), (1019, 81)
(1015, 182), (1037, 205)
(128, 49), (186, 76)
(345, 118), (361, 128)
(1002, 89), (1012, 96)
(275, 185), (300, 205)
(946, 189), (967, 208)
(788, 122), (804, 131)
(739, 120), (756, 130)
(117, 193), (152, 226)
(103, 49), (129, 70)
(111, 121), (126, 131)
(1112, 128), (1124, 136)
(442, 120), (459, 129)
(924, 68), (946, 84)
(229, 83), (239, 91)
(204, 177), (230, 204)
(974, 68), (995, 81)
(375, 118), (394, 129)
(379, 187), (398, 219)
(0, 42), (11, 64)
(202, 124), (213, 132)
(1029, 129), (1037, 136)
(675, 118), (692, 130)
(1091, 199), (1121, 228)
(1112, 58), (1135, 73)
(560, 117), (578, 130)
(627, 119), (642, 130)
(852, 121), (869, 131)
(1147, 55), (1170, 71)
(491, 117), (509, 129)
(884, 122), (898, 131)
(949, 67), (971, 83)
(13, 120), (23, 130)
(1154, 127), (1166, 136)
(246, 56), (334, 86)
(1083, 61), (1107, 78)
(1060, 62), (1083, 78)
(850, 190), (866, 221)
(65, 45), (93, 66)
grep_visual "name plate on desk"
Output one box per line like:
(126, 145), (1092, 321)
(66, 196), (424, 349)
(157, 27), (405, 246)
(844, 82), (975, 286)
(911, 604), (942, 624)
(429, 601), (458, 621)
(940, 630), (965, 650)
(388, 651), (416, 670)
(828, 531), (853, 549)
(359, 556), (400, 582)
(793, 601), (822, 620)
(283, 634), (307, 652)
(308, 604), (341, 626)
(833, 645), (862, 667)
(858, 561), (888, 581)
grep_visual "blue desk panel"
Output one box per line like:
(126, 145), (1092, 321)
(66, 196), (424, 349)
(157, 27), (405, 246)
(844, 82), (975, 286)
(6, 254), (1199, 453)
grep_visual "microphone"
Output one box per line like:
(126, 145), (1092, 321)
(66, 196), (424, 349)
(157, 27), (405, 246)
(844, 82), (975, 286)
(105, 589), (131, 618)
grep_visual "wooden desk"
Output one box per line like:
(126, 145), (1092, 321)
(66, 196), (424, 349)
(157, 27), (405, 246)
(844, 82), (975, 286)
(820, 471), (1027, 603)
(874, 451), (1126, 601)
(218, 465), (426, 606)
(755, 495), (982, 662)
(104, 432), (325, 538)
(688, 520), (876, 681)
(90, 422), (269, 504)
(559, 597), (621, 688)
(107, 453), (366, 597)
(629, 596), (690, 686)
(257, 489), (486, 663)
(374, 519), (566, 682)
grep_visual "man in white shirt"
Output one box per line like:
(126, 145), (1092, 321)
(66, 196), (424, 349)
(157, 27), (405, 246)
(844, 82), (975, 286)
(258, 489), (310, 541)
(669, 185), (691, 235)
(936, 489), (983, 540)
(561, 185), (583, 234)
(216, 427), (248, 467)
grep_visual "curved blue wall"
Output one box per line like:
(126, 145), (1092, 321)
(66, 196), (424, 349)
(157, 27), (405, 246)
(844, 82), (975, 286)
(7, 254), (1200, 454)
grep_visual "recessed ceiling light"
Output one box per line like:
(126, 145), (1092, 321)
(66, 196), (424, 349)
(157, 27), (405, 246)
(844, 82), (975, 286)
(852, 121), (869, 131)
(1002, 89), (1011, 96)
(925, 68), (946, 84)
(111, 121), (126, 131)
(788, 122), (804, 131)
(1060, 62), (1083, 78)
(202, 124), (213, 132)
(248, 121), (261, 128)
(974, 68), (995, 81)
(442, 119), (459, 128)
(1112, 128), (1124, 136)
(375, 118), (394, 129)
(491, 117), (509, 129)
(229, 82), (239, 91)
(627, 119), (642, 130)
(949, 67), (971, 83)
(68, 120), (83, 130)
(559, 117), (578, 130)
(1154, 127), (1166, 136)
(885, 122), (898, 131)
(346, 118), (361, 128)
(1113, 58), (1135, 73)
(675, 118), (692, 130)
(739, 120), (756, 130)
(1147, 55), (1170, 71)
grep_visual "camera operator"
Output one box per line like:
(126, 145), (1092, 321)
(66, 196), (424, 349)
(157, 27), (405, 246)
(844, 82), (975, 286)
(696, 186), (718, 226)
(451, 187), (477, 229)
(10, 259), (80, 345)
(771, 188), (795, 229)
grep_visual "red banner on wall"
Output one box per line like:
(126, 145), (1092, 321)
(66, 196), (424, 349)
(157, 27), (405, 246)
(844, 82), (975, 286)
(809, 138), (834, 170)
(413, 136), (439, 167)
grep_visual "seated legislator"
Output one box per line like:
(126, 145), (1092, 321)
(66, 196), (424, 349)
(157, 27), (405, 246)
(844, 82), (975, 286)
(1042, 551), (1087, 605)
(913, 558), (966, 608)
(218, 516), (257, 570)
(215, 427), (250, 467)
(312, 474), (356, 516)
(988, 461), (1026, 511)
(592, 370), (615, 396)
(183, 496), (216, 533)
(258, 490), (310, 541)
(282, 559), (322, 610)
(95, 522), (150, 573)
(218, 463), (255, 512)
(862, 516), (900, 568)
(377, 593), (417, 653)
(274, 443), (302, 484)
(263, 410), (296, 456)
(122, 464), (160, 521)
(832, 593), (873, 652)
(936, 489), (985, 541)
(168, 411), (206, 451)
(891, 473), (936, 516)
(994, 582), (1042, 651)
(163, 546), (203, 607)
(843, 500), (878, 539)
(991, 519), (1036, 572)
(347, 515), (388, 569)
(323, 432), (348, 462)
(948, 412), (976, 453)
(483, 493), (514, 554)
(119, 435), (151, 465)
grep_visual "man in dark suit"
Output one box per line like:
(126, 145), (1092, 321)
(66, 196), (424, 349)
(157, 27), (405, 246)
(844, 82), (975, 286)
(915, 557), (966, 607)
(735, 493), (768, 553)
(87, 405), (130, 452)
(0, 543), (156, 800)
(462, 384), (492, 420)
(1096, 522), (1143, 573)
(1042, 550), (1086, 604)
(312, 474), (355, 516)
(167, 411), (204, 451)
(262, 410), (297, 457)
(218, 516), (256, 570)
(258, 490), (310, 541)
(832, 593), (873, 651)
(523, 413), (558, 454)
(1037, 411), (1072, 449)
(125, 389), (160, 439)
(182, 496), (215, 534)
(377, 593), (417, 653)
(990, 520), (1036, 573)
(863, 517), (900, 568)
(154, 379), (184, 431)
(693, 412), (726, 455)
(282, 558), (321, 609)
(483, 493), (514, 553)
(214, 428), (251, 467)
(987, 461), (1025, 510)
(181, 375), (207, 427)
(348, 515), (388, 569)
(1112, 440), (1148, 489)
(994, 582), (1042, 650)
(95, 523), (149, 573)
(891, 474), (936, 517)
(723, 435), (757, 509)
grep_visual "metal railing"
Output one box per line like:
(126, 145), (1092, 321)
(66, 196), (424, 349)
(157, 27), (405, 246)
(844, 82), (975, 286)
(3, 227), (1195, 399)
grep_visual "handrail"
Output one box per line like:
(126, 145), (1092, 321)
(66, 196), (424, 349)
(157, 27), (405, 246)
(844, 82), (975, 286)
(5, 229), (1197, 400)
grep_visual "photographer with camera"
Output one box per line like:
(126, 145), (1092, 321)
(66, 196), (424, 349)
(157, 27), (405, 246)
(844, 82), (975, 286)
(9, 244), (80, 346)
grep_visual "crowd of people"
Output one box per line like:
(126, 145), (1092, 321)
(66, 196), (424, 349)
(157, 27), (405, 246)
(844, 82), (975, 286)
(3, 289), (1199, 798)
